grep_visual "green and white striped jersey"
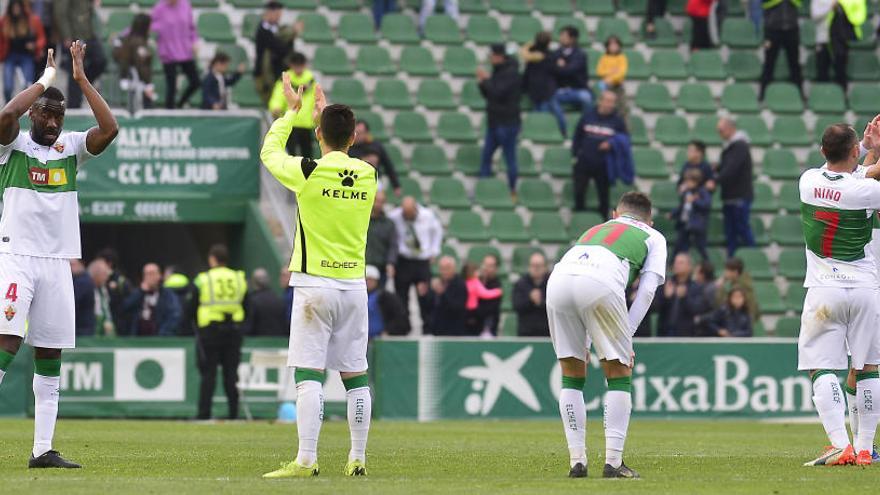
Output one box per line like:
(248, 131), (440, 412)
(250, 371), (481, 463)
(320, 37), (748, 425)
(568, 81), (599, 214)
(0, 130), (93, 259)
(555, 214), (667, 292)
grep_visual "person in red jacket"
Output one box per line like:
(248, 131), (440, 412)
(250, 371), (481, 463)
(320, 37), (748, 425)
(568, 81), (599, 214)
(687, 0), (715, 51)
(0, 0), (45, 101)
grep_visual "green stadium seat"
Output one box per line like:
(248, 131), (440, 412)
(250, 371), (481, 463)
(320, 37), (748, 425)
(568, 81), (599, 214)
(517, 148), (539, 177)
(721, 18), (760, 48)
(778, 182), (800, 211)
(706, 215), (726, 245)
(298, 13), (334, 43)
(356, 46), (395, 76)
(339, 13), (377, 44)
(538, 0), (572, 15)
(324, 0), (360, 9)
(411, 144), (451, 175)
(331, 80), (369, 110)
(849, 56), (880, 81)
(518, 179), (557, 210)
(654, 116), (690, 146)
(578, 0), (615, 15)
(568, 212), (603, 239)
(851, 20), (876, 50)
(284, 0), (319, 7)
(385, 144), (405, 172)
(512, 246), (546, 274)
(737, 248), (773, 280)
(754, 281), (785, 314)
(231, 76), (263, 108)
(358, 111), (388, 140)
(726, 51), (762, 81)
(736, 116), (771, 146)
(417, 80), (456, 110)
(784, 285), (806, 314)
(553, 18), (590, 47)
(466, 246), (502, 269)
(467, 15), (504, 45)
(849, 84), (880, 114)
(460, 80), (486, 110)
(778, 248), (807, 280)
(197, 12), (234, 42)
(475, 179), (514, 210)
(191, 0), (219, 6)
(596, 18), (634, 46)
(106, 11), (135, 39)
(751, 217), (769, 246)
(774, 317), (800, 337)
(216, 44), (247, 69)
(643, 19), (677, 47)
(624, 50), (650, 80)
(764, 83), (804, 114)
(691, 116), (723, 146)
(752, 183), (778, 212)
(444, 47), (478, 76)
(529, 212), (569, 243)
(522, 114), (564, 144)
(490, 0), (531, 13)
(398, 177), (424, 203)
(374, 79), (413, 109)
(629, 116), (649, 146)
(394, 112), (432, 142)
(689, 51), (726, 80)
(650, 182), (680, 211)
(448, 211), (488, 242)
(621, 0), (646, 14)
(542, 147), (573, 177)
(438, 113), (477, 142)
(508, 16), (543, 44)
(460, 0), (489, 13)
(762, 149), (800, 179)
(430, 178), (470, 209)
(239, 13), (262, 38)
(425, 15), (462, 44)
(489, 212), (529, 242)
(635, 83), (675, 112)
(313, 46), (352, 75)
(633, 148), (669, 179)
(813, 115), (840, 143)
(454, 145), (481, 175)
(772, 116), (810, 146)
(400, 46), (439, 76)
(650, 50), (688, 80)
(808, 83), (847, 114)
(770, 216), (804, 245)
(102, 0), (136, 5)
(678, 83), (716, 113)
(382, 14), (420, 44)
(721, 83), (760, 113)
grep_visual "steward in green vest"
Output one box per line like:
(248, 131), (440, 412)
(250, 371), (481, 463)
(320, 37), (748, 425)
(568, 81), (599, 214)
(268, 52), (316, 159)
(163, 268), (197, 336)
(193, 244), (247, 420)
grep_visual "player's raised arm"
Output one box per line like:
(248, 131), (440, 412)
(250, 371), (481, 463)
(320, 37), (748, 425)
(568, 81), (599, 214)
(260, 74), (308, 191)
(70, 40), (118, 156)
(0, 48), (58, 146)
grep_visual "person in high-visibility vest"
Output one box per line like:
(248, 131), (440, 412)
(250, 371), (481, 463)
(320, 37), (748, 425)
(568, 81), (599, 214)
(268, 52), (316, 158)
(193, 244), (247, 420)
(812, 0), (867, 90)
(759, 0), (804, 101)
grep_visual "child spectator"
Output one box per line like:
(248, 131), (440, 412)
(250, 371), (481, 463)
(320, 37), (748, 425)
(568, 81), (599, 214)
(714, 257), (758, 321)
(678, 140), (715, 192)
(201, 51), (245, 110)
(688, 260), (718, 336)
(520, 31), (556, 112)
(687, 0), (715, 51)
(112, 13), (155, 109)
(709, 287), (753, 337)
(269, 52), (316, 158)
(595, 35), (628, 118)
(462, 261), (502, 337)
(672, 169), (711, 261)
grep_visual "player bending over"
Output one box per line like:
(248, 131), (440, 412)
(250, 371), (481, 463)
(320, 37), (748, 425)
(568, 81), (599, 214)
(800, 123), (880, 467)
(0, 42), (118, 468)
(547, 191), (667, 479)
(260, 73), (377, 478)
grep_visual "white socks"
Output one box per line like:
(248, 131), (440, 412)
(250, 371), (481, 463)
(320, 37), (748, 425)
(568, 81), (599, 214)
(812, 372), (850, 449)
(33, 374), (60, 457)
(346, 386), (371, 463)
(856, 374), (880, 453)
(558, 388), (586, 467)
(846, 385), (859, 439)
(294, 379), (324, 467)
(604, 390), (632, 469)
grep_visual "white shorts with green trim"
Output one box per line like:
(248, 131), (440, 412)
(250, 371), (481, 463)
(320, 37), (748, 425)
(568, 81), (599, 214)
(546, 271), (631, 365)
(0, 253), (75, 349)
(288, 286), (369, 372)
(798, 287), (880, 371)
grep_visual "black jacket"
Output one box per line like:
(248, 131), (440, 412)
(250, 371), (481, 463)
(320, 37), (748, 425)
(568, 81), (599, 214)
(242, 288), (287, 337)
(426, 276), (468, 336)
(377, 290), (410, 336)
(73, 272), (96, 336)
(522, 48), (557, 105)
(513, 273), (550, 337)
(480, 57), (522, 127)
(763, 0), (800, 31)
(476, 275), (502, 335)
(254, 21), (292, 79)
(201, 71), (242, 110)
(572, 109), (627, 170)
(366, 213), (399, 269)
(717, 132), (754, 202)
(709, 307), (753, 337)
(123, 288), (181, 337)
(349, 141), (401, 189)
(655, 278), (698, 337)
(552, 45), (588, 89)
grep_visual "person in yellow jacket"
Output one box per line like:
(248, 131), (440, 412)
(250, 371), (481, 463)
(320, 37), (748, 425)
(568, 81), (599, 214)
(268, 52), (316, 158)
(596, 35), (629, 119)
(812, 0), (866, 90)
(193, 244), (247, 420)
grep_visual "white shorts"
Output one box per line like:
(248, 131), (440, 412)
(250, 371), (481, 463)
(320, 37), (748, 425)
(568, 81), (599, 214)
(288, 286), (369, 372)
(546, 272), (631, 364)
(798, 287), (880, 371)
(0, 253), (75, 349)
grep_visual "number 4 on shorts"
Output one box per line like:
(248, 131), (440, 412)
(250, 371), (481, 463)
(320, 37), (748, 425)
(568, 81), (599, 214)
(5, 283), (17, 302)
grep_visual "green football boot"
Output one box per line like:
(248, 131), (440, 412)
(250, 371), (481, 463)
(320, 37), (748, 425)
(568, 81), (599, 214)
(263, 460), (320, 479)
(344, 460), (367, 476)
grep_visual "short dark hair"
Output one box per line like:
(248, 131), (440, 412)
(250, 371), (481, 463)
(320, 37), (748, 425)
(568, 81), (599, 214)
(697, 260), (715, 281)
(689, 139), (706, 155)
(683, 168), (704, 183)
(821, 123), (858, 163)
(604, 35), (621, 51)
(265, 0), (283, 9)
(320, 104), (356, 150)
(561, 25), (579, 40)
(724, 257), (744, 275)
(355, 119), (370, 132)
(482, 253), (500, 265)
(210, 51), (231, 67)
(209, 244), (229, 265)
(616, 191), (652, 221)
(288, 52), (307, 66)
(38, 86), (65, 105)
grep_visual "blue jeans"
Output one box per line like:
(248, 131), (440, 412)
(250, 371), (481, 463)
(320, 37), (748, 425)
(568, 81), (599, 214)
(548, 88), (593, 138)
(722, 200), (755, 257)
(480, 125), (520, 191)
(419, 0), (460, 30)
(373, 0), (397, 29)
(4, 52), (34, 102)
(748, 0), (762, 36)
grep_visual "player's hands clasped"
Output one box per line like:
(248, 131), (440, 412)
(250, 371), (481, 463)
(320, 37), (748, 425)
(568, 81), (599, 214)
(281, 72), (304, 113)
(45, 48), (55, 71)
(312, 83), (326, 126)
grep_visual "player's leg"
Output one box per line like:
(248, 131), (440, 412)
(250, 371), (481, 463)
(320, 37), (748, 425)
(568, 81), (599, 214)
(845, 288), (880, 465)
(0, 254), (33, 387)
(846, 368), (859, 440)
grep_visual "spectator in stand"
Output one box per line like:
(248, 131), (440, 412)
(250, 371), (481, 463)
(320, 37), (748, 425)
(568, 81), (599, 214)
(672, 169), (712, 261)
(254, 1), (301, 105)
(389, 196), (443, 327)
(748, 0), (763, 35)
(151, 0), (200, 109)
(269, 52), (316, 158)
(366, 190), (398, 288)
(548, 26), (591, 139)
(418, 0), (459, 37)
(163, 265), (197, 336)
(716, 117), (755, 257)
(123, 262), (181, 337)
(88, 258), (116, 337)
(462, 261), (503, 336)
(513, 251), (550, 337)
(478, 43), (521, 198)
(95, 248), (133, 335)
(0, 0), (45, 102)
(520, 31), (556, 113)
(714, 257), (758, 321)
(687, 0), (715, 50)
(111, 14), (155, 109)
(54, 0), (106, 108)
(424, 255), (468, 335)
(349, 120), (402, 196)
(645, 0), (668, 39)
(758, 0), (803, 100)
(476, 254), (502, 336)
(688, 260), (719, 336)
(572, 90), (627, 219)
(242, 268), (287, 337)
(813, 0), (864, 90)
(71, 259), (95, 337)
(709, 286), (753, 337)
(678, 140), (715, 192)
(29, 0), (51, 73)
(595, 35), (628, 119)
(656, 253), (697, 337)
(373, 0), (397, 30)
(366, 265), (410, 338)
(201, 51), (245, 110)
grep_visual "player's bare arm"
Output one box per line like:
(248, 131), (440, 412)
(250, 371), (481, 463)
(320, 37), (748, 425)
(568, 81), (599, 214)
(70, 40), (119, 155)
(0, 49), (58, 146)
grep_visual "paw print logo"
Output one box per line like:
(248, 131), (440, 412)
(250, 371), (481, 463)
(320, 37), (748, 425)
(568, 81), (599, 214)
(339, 169), (358, 187)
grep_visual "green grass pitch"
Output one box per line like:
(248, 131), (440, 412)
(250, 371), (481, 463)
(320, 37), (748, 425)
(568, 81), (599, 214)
(0, 418), (875, 494)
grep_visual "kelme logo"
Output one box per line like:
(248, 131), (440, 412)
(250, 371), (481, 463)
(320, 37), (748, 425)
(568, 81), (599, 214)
(339, 169), (357, 187)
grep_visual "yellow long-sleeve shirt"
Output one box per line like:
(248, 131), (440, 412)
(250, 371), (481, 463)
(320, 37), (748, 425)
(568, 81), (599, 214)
(596, 53), (628, 87)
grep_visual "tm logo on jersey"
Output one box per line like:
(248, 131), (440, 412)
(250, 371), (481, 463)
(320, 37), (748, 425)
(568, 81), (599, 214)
(29, 167), (68, 186)
(339, 169), (358, 187)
